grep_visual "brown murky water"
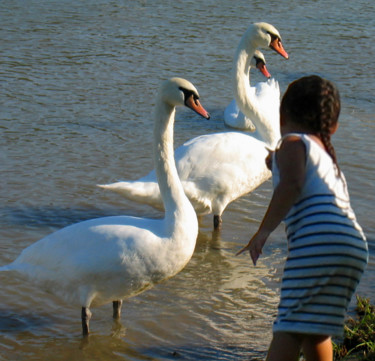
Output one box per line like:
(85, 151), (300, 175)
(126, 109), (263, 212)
(1, 1), (374, 359)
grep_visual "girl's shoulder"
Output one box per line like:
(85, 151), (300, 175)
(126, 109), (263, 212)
(274, 133), (307, 170)
(278, 132), (306, 146)
(276, 133), (307, 154)
(278, 133), (325, 152)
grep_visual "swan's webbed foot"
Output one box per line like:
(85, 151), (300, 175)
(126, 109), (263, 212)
(81, 307), (92, 336)
(213, 215), (222, 230)
(113, 300), (123, 320)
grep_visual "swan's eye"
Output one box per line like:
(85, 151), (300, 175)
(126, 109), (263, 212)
(267, 32), (277, 41)
(254, 57), (265, 66)
(267, 32), (282, 45)
(179, 87), (199, 104)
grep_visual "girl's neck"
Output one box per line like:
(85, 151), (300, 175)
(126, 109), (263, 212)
(281, 123), (326, 151)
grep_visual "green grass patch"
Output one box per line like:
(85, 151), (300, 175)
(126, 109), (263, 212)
(333, 295), (375, 360)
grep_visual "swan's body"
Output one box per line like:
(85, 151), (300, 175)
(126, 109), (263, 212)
(99, 23), (288, 229)
(103, 131), (271, 216)
(224, 78), (280, 131)
(224, 48), (274, 131)
(0, 78), (210, 335)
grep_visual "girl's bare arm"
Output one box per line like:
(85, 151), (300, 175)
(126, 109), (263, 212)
(237, 135), (306, 265)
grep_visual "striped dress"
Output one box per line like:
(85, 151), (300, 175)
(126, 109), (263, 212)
(272, 133), (368, 336)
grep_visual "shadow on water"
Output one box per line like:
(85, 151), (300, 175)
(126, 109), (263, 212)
(0, 205), (159, 229)
(130, 344), (265, 361)
(0, 205), (233, 236)
(0, 307), (265, 360)
(0, 308), (52, 334)
(80, 334), (265, 361)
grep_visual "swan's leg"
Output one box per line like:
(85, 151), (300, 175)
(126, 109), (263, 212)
(81, 307), (92, 336)
(113, 300), (123, 320)
(213, 215), (222, 229)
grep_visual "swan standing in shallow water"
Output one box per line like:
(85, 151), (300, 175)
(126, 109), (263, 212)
(99, 23), (288, 229)
(0, 78), (210, 336)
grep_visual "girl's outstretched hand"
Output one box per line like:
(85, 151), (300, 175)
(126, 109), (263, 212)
(236, 230), (269, 266)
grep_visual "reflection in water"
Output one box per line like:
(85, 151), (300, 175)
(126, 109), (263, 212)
(0, 309), (51, 334)
(0, 218), (279, 360)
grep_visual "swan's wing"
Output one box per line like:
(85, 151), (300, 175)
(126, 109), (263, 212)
(9, 216), (164, 280)
(7, 213), (197, 306)
(180, 180), (214, 215)
(224, 99), (240, 120)
(176, 132), (270, 197)
(98, 133), (271, 216)
(254, 78), (280, 123)
(98, 180), (163, 209)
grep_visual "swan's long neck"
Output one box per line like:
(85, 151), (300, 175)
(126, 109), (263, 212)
(233, 30), (279, 147)
(153, 99), (196, 234)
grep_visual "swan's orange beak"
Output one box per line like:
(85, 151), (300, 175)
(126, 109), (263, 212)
(257, 62), (271, 78)
(269, 37), (289, 59)
(185, 96), (210, 119)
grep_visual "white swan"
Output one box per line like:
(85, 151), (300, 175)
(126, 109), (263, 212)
(224, 49), (273, 131)
(99, 22), (288, 229)
(0, 78), (210, 336)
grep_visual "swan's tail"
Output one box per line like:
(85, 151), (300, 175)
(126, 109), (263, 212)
(0, 264), (14, 272)
(98, 181), (164, 210)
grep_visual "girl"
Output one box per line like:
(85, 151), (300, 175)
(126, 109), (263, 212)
(237, 75), (368, 361)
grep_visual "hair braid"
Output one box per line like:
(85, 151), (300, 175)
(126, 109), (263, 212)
(280, 75), (341, 175)
(317, 79), (341, 174)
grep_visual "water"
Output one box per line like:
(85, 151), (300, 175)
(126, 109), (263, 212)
(1, 0), (374, 359)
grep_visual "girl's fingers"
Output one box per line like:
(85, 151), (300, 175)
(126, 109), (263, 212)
(236, 244), (261, 266)
(235, 245), (249, 256)
(250, 249), (259, 266)
(236, 232), (266, 264)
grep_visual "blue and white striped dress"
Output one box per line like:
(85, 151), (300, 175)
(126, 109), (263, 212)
(272, 133), (368, 336)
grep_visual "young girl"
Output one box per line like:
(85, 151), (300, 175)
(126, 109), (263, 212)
(237, 75), (368, 361)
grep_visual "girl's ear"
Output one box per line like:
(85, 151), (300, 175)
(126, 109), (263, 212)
(330, 122), (339, 135)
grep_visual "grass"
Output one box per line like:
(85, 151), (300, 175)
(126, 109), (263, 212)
(333, 295), (375, 361)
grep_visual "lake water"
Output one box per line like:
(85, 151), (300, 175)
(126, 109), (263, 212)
(1, 1), (374, 360)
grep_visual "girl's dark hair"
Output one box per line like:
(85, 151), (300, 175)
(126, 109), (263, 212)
(280, 75), (341, 172)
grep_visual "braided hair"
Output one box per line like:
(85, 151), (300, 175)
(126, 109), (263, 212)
(280, 75), (341, 173)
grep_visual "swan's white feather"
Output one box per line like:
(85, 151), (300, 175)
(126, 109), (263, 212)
(102, 132), (271, 216)
(1, 78), (204, 317)
(224, 78), (280, 132)
(99, 23), (285, 225)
